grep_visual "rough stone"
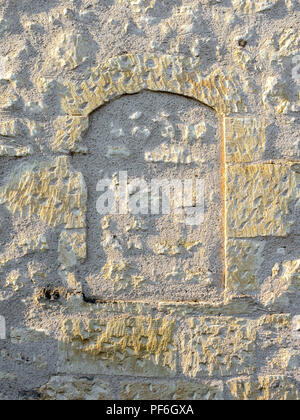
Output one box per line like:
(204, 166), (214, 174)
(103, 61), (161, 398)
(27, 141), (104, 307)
(227, 376), (299, 400)
(0, 0), (299, 401)
(226, 239), (265, 294)
(59, 54), (247, 117)
(120, 380), (224, 400)
(58, 229), (87, 270)
(226, 163), (299, 237)
(0, 157), (87, 228)
(58, 316), (177, 377)
(225, 118), (267, 163)
(39, 376), (113, 400)
(260, 259), (300, 310)
(180, 317), (256, 377)
(52, 116), (89, 154)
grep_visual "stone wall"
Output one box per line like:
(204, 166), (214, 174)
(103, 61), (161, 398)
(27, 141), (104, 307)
(0, 0), (299, 400)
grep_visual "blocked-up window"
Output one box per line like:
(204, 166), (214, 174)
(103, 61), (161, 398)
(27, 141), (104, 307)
(78, 91), (223, 301)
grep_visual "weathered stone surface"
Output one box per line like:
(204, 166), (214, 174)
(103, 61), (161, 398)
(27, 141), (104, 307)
(0, 233), (49, 266)
(10, 327), (48, 344)
(120, 380), (224, 400)
(227, 376), (299, 400)
(261, 29), (300, 114)
(58, 230), (87, 270)
(270, 348), (300, 372)
(0, 82), (20, 111)
(59, 54), (247, 117)
(0, 144), (32, 157)
(226, 239), (265, 293)
(225, 118), (266, 163)
(232, 0), (280, 13)
(292, 315), (300, 335)
(226, 163), (299, 237)
(52, 116), (89, 154)
(0, 119), (22, 137)
(39, 376), (112, 400)
(180, 317), (256, 377)
(0, 157), (87, 228)
(255, 314), (293, 361)
(58, 316), (177, 377)
(0, 0), (299, 401)
(54, 32), (90, 70)
(0, 119), (34, 156)
(260, 259), (300, 310)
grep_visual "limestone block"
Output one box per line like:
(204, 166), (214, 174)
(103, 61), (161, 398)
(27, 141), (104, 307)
(270, 348), (300, 371)
(39, 376), (112, 400)
(58, 229), (87, 270)
(232, 0), (279, 13)
(260, 29), (300, 113)
(0, 119), (22, 137)
(226, 239), (265, 293)
(58, 316), (177, 377)
(263, 76), (290, 114)
(127, 0), (157, 14)
(226, 163), (299, 237)
(52, 116), (89, 154)
(255, 314), (292, 351)
(55, 32), (89, 70)
(120, 380), (223, 400)
(260, 259), (300, 310)
(59, 272), (82, 293)
(293, 316), (300, 335)
(59, 54), (246, 117)
(227, 376), (299, 400)
(180, 317), (256, 377)
(0, 157), (87, 228)
(0, 144), (32, 157)
(225, 118), (266, 163)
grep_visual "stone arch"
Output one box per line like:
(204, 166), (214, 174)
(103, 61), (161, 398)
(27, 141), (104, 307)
(60, 53), (246, 117)
(54, 53), (246, 154)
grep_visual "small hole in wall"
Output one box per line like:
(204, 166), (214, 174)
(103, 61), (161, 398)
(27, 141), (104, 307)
(42, 288), (60, 301)
(238, 39), (247, 48)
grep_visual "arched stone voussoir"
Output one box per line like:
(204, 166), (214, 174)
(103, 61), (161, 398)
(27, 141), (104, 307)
(60, 53), (248, 117)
